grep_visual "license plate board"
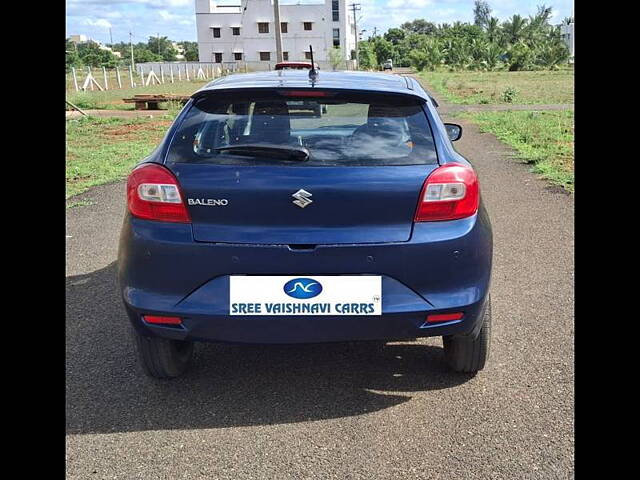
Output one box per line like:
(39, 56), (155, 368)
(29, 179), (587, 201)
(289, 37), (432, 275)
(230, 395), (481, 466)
(229, 276), (382, 316)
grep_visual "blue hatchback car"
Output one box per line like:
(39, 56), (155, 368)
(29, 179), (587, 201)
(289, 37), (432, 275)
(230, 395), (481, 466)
(117, 70), (493, 378)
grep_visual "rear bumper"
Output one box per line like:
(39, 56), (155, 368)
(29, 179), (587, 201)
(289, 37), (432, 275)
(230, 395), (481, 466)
(118, 206), (492, 344)
(122, 296), (488, 344)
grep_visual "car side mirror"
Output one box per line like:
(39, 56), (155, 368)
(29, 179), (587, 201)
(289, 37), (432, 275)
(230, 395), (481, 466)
(444, 123), (462, 142)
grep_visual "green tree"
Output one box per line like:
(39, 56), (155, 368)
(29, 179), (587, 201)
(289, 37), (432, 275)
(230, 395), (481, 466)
(486, 17), (501, 43)
(76, 41), (119, 68)
(400, 19), (437, 36)
(506, 41), (534, 70)
(408, 39), (443, 71)
(384, 28), (405, 45)
(328, 47), (345, 70)
(473, 0), (492, 29)
(148, 36), (178, 61)
(502, 14), (528, 44)
(357, 40), (377, 69)
(133, 47), (163, 63)
(66, 38), (81, 71)
(179, 41), (199, 61)
(372, 38), (394, 66)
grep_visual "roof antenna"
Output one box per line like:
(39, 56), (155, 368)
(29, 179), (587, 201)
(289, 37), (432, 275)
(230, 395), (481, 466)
(308, 45), (318, 84)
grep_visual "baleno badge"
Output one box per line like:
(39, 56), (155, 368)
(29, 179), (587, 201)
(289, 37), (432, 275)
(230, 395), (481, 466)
(188, 198), (228, 206)
(292, 189), (313, 208)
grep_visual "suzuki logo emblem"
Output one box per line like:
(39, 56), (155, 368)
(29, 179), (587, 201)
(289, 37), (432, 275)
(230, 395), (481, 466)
(292, 189), (313, 208)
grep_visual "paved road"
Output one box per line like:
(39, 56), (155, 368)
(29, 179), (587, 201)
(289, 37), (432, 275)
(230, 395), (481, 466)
(66, 83), (574, 479)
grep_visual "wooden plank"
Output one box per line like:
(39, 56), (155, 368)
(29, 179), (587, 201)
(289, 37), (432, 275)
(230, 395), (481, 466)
(66, 100), (88, 116)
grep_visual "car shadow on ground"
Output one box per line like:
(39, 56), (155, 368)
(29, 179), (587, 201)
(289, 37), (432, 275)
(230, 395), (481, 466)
(66, 262), (475, 435)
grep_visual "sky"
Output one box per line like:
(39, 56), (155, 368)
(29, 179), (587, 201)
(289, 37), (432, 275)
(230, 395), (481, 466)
(66, 0), (574, 45)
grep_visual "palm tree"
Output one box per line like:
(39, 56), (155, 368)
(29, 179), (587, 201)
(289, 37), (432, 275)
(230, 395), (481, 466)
(486, 17), (500, 43)
(502, 14), (528, 44)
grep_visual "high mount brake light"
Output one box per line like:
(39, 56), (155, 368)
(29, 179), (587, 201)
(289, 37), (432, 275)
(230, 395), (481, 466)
(126, 163), (191, 223)
(278, 90), (333, 97)
(414, 164), (479, 222)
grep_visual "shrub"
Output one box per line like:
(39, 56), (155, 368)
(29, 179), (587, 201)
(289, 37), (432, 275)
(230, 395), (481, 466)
(501, 87), (518, 103)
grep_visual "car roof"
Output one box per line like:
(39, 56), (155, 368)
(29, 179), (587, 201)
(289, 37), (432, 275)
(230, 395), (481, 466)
(275, 61), (314, 66)
(193, 70), (430, 102)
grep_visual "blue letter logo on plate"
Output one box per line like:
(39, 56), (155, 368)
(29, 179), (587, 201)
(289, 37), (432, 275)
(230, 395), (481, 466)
(283, 278), (323, 299)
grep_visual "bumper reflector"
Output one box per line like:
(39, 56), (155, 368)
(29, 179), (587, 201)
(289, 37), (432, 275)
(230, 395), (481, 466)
(426, 312), (464, 323)
(143, 315), (182, 325)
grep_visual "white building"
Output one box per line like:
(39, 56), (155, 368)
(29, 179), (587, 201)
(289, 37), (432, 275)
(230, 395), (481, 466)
(195, 0), (357, 69)
(69, 34), (89, 44)
(559, 22), (574, 59)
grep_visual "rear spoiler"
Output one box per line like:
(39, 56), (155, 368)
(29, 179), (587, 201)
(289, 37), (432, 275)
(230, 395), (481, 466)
(402, 75), (438, 107)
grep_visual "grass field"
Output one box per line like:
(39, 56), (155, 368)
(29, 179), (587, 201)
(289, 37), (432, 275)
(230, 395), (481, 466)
(66, 115), (177, 201)
(67, 80), (209, 110)
(419, 69), (574, 105)
(462, 110), (574, 192)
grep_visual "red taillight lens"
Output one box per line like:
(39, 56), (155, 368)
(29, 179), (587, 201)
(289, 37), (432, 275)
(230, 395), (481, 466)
(126, 163), (191, 223)
(143, 315), (182, 325)
(414, 164), (479, 222)
(426, 312), (464, 323)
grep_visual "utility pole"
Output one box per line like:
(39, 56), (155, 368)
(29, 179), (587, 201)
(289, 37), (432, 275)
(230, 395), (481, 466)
(349, 3), (361, 68)
(273, 0), (283, 62)
(109, 27), (113, 45)
(129, 31), (135, 69)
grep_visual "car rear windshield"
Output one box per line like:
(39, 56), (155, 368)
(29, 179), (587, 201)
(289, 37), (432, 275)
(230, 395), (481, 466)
(166, 89), (438, 166)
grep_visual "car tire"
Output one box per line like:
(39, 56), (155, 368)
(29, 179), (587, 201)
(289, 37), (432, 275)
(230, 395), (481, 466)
(442, 296), (491, 373)
(133, 331), (194, 379)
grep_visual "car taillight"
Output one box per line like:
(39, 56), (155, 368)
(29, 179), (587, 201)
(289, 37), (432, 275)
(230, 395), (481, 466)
(414, 163), (479, 222)
(126, 163), (191, 223)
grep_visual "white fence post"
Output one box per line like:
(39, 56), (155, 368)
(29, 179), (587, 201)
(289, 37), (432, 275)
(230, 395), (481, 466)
(140, 69), (145, 87)
(170, 65), (174, 83)
(102, 66), (108, 90)
(178, 65), (182, 81)
(87, 67), (94, 91)
(160, 65), (164, 84)
(116, 67), (122, 89)
(129, 65), (135, 88)
(185, 64), (189, 81)
(71, 67), (79, 92)
(145, 70), (160, 86)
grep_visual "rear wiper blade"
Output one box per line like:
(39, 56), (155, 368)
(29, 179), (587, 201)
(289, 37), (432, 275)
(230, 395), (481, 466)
(213, 143), (310, 161)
